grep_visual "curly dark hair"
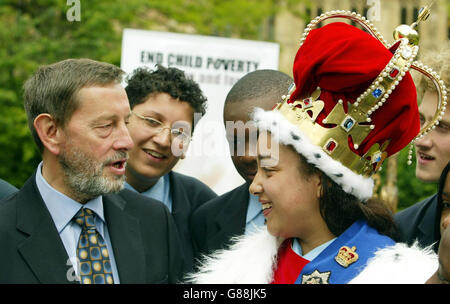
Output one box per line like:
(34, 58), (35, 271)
(125, 65), (207, 126)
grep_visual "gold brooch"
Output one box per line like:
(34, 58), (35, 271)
(335, 245), (359, 268)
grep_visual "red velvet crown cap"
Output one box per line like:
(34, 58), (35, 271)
(289, 22), (420, 157)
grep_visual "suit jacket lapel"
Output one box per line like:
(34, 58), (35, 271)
(167, 172), (196, 272)
(210, 183), (249, 248)
(16, 175), (74, 284)
(103, 194), (146, 283)
(417, 194), (440, 247)
(168, 172), (189, 224)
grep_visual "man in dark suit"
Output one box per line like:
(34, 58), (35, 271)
(0, 59), (183, 283)
(395, 48), (450, 252)
(0, 178), (17, 200)
(395, 194), (439, 250)
(123, 66), (217, 276)
(190, 70), (293, 259)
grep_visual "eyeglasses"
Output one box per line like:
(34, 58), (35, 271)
(131, 111), (191, 145)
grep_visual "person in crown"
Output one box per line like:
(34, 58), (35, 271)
(186, 9), (445, 284)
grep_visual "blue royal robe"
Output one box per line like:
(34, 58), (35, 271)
(294, 219), (395, 284)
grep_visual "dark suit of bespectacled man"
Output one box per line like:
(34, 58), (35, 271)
(0, 58), (184, 284)
(0, 178), (17, 200)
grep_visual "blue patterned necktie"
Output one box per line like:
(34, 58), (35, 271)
(73, 208), (114, 284)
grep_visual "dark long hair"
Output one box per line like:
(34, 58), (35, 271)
(297, 153), (397, 239)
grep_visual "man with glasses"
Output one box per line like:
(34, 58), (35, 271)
(124, 65), (217, 276)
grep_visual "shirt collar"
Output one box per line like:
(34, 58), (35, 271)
(124, 175), (165, 201)
(292, 237), (337, 261)
(35, 162), (105, 233)
(246, 193), (262, 224)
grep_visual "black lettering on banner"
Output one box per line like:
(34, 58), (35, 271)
(167, 54), (202, 68)
(206, 57), (259, 73)
(167, 53), (176, 66)
(140, 51), (163, 64)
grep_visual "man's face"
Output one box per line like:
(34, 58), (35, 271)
(224, 97), (279, 184)
(224, 101), (259, 184)
(59, 83), (133, 201)
(415, 90), (450, 182)
(126, 93), (193, 184)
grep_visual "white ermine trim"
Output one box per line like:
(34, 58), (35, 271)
(349, 241), (438, 284)
(251, 107), (374, 202)
(184, 226), (281, 284)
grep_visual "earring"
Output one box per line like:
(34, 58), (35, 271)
(407, 142), (414, 166)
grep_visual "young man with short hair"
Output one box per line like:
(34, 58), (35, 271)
(395, 46), (450, 252)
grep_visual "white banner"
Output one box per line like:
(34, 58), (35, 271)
(121, 29), (279, 195)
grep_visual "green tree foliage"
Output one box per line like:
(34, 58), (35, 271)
(0, 0), (139, 186)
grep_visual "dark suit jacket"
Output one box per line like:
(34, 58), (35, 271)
(0, 173), (184, 283)
(190, 183), (249, 261)
(168, 171), (217, 275)
(395, 193), (440, 252)
(0, 178), (18, 201)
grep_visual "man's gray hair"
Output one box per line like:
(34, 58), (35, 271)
(23, 58), (125, 152)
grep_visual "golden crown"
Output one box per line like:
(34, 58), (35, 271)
(275, 5), (447, 178)
(335, 245), (359, 268)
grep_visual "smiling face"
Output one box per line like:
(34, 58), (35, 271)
(224, 101), (260, 184)
(249, 132), (328, 243)
(224, 97), (279, 184)
(415, 90), (450, 183)
(59, 83), (133, 201)
(126, 92), (193, 191)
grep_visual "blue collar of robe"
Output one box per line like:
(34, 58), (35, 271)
(294, 219), (395, 284)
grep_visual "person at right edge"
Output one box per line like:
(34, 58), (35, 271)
(395, 45), (450, 253)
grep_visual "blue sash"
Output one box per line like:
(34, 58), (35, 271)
(294, 219), (395, 284)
